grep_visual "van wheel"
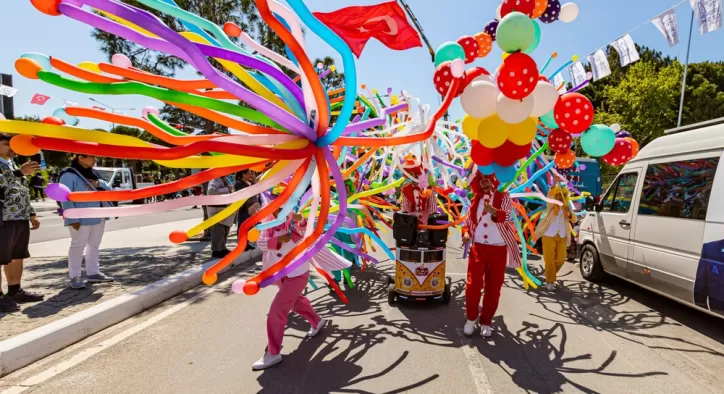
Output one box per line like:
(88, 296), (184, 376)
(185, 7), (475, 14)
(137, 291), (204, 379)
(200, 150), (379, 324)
(580, 245), (604, 282)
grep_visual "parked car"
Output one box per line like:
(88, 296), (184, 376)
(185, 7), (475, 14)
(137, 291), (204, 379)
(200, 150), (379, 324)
(578, 117), (724, 318)
(94, 167), (155, 204)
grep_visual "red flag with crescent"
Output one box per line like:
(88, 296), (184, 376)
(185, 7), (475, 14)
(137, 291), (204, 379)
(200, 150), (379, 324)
(312, 1), (422, 57)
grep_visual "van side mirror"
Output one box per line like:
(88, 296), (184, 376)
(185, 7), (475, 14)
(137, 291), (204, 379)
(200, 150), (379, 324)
(584, 196), (595, 212)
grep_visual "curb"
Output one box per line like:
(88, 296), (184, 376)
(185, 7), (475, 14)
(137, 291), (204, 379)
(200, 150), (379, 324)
(0, 248), (263, 377)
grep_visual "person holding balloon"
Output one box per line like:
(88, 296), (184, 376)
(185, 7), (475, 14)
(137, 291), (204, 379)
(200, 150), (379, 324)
(252, 206), (326, 370)
(461, 172), (520, 337)
(533, 184), (577, 291)
(400, 155), (437, 226)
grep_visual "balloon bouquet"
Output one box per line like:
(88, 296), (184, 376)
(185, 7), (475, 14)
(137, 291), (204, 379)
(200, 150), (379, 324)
(5, 0), (473, 302)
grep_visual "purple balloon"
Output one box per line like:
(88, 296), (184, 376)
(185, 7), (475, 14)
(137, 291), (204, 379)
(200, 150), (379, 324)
(46, 183), (71, 202)
(484, 20), (499, 41)
(539, 0), (561, 24)
(437, 179), (445, 186)
(578, 164), (587, 171)
(616, 131), (632, 138)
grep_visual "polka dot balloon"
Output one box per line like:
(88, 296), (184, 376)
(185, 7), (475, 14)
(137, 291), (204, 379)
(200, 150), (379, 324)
(484, 19), (500, 41)
(531, 0), (549, 18)
(539, 0), (561, 24)
(554, 149), (576, 169)
(473, 32), (494, 58)
(602, 138), (634, 166)
(553, 92), (594, 134)
(548, 128), (573, 153)
(457, 35), (480, 64)
(433, 61), (456, 95)
(500, 0), (536, 18)
(496, 53), (539, 100)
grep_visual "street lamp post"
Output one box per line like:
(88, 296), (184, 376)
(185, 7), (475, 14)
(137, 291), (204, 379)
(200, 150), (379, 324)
(88, 97), (136, 129)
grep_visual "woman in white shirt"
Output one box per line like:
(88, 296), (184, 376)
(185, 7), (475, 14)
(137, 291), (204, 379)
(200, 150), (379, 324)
(534, 184), (577, 290)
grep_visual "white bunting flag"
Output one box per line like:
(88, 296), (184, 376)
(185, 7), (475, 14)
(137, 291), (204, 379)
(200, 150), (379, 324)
(652, 8), (680, 46)
(586, 49), (612, 81)
(553, 73), (567, 93)
(0, 85), (19, 98)
(610, 34), (640, 67)
(568, 61), (587, 87)
(62, 100), (79, 107)
(690, 0), (723, 35)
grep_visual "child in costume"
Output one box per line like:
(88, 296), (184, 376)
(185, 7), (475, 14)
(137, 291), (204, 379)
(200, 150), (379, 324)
(461, 173), (521, 337)
(400, 155), (437, 225)
(533, 184), (577, 290)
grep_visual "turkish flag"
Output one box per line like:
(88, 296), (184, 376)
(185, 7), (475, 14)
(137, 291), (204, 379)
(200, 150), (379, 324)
(313, 1), (422, 57)
(30, 93), (51, 105)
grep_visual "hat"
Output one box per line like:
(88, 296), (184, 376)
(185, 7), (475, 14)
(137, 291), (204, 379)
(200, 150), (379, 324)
(402, 154), (423, 177)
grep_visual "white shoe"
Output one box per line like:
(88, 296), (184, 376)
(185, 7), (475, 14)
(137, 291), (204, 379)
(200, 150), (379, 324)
(252, 352), (282, 370)
(481, 325), (493, 338)
(307, 318), (326, 338)
(545, 283), (557, 291)
(463, 320), (478, 336)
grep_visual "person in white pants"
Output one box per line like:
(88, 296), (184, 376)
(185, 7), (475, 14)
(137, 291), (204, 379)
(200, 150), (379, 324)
(59, 155), (115, 289)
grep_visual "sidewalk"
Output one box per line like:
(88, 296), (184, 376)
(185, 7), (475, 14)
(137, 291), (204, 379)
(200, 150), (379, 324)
(1, 219), (250, 341)
(30, 200), (60, 213)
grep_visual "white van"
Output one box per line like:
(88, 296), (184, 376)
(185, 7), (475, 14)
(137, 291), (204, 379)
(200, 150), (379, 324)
(578, 118), (724, 318)
(94, 167), (155, 203)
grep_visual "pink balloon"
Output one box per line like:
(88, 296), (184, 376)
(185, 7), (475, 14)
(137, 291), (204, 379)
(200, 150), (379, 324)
(231, 279), (247, 294)
(142, 106), (160, 120)
(46, 183), (71, 202)
(111, 53), (132, 68)
(450, 59), (465, 78)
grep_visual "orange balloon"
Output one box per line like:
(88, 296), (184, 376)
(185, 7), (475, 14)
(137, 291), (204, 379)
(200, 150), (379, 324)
(14, 58), (42, 80)
(554, 150), (576, 169)
(248, 228), (261, 242)
(223, 22), (242, 37)
(10, 135), (40, 156)
(531, 0), (549, 19)
(169, 230), (189, 244)
(30, 0), (62, 16)
(42, 116), (65, 125)
(626, 138), (640, 157)
(473, 32), (493, 58)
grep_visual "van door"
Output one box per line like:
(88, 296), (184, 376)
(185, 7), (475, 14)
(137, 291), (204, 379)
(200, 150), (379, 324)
(593, 170), (641, 278)
(630, 154), (720, 303)
(121, 169), (132, 190)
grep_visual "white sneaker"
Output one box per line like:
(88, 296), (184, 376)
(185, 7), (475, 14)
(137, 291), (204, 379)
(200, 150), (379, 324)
(463, 320), (478, 336)
(252, 352), (282, 370)
(481, 325), (493, 338)
(545, 283), (557, 291)
(307, 318), (326, 338)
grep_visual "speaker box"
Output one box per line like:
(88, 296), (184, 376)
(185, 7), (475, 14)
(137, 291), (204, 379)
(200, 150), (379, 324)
(393, 212), (418, 246)
(427, 213), (449, 247)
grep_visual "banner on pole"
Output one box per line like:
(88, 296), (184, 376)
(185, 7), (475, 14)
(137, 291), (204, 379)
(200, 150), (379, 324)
(0, 85), (19, 98)
(586, 49), (612, 81)
(568, 61), (587, 87)
(610, 34), (640, 67)
(652, 8), (680, 46)
(690, 0), (723, 35)
(553, 73), (567, 93)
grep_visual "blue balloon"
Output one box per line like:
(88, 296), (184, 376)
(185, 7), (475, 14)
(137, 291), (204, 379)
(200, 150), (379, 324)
(434, 42), (465, 67)
(52, 108), (79, 126)
(523, 20), (541, 55)
(478, 164), (496, 175)
(540, 110), (558, 129)
(494, 163), (517, 183)
(21, 52), (52, 71)
(581, 124), (616, 157)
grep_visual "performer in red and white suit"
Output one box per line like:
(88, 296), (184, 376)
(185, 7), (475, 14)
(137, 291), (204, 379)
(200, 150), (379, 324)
(400, 155), (437, 225)
(461, 173), (521, 337)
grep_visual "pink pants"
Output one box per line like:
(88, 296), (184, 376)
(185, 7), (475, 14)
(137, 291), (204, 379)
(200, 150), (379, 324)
(267, 272), (321, 355)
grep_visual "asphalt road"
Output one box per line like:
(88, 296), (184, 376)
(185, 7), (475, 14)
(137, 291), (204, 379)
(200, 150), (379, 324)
(3, 231), (723, 394)
(29, 207), (204, 244)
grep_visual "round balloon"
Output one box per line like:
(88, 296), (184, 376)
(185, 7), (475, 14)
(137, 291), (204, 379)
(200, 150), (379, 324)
(462, 115), (484, 140)
(471, 140), (494, 166)
(531, 0), (549, 18)
(554, 150), (576, 169)
(460, 80), (498, 119)
(473, 32), (494, 57)
(433, 61), (458, 96)
(603, 139), (634, 166)
(494, 163), (518, 183)
(45, 183), (71, 202)
(625, 138), (640, 157)
(20, 52), (52, 71)
(477, 115), (510, 148)
(492, 139), (532, 167)
(41, 116), (65, 125)
(484, 20), (500, 41)
(497, 93), (534, 124)
(496, 52), (539, 100)
(548, 128), (573, 153)
(580, 124), (616, 157)
(540, 109), (559, 129)
(478, 164), (496, 175)
(539, 0), (561, 23)
(496, 12), (536, 54)
(507, 117), (538, 145)
(523, 20), (542, 54)
(457, 35), (480, 64)
(615, 130), (632, 139)
(500, 0), (536, 18)
(559, 2), (579, 22)
(610, 123), (621, 133)
(530, 81), (559, 117)
(52, 108), (79, 126)
(434, 42), (466, 67)
(554, 92), (594, 133)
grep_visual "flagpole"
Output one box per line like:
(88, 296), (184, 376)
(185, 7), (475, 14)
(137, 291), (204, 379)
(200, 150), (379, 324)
(677, 9), (695, 128)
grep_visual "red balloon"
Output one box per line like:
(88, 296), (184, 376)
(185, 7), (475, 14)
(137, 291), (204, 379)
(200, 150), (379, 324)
(547, 128), (572, 154)
(433, 61), (463, 97)
(554, 93), (594, 133)
(41, 116), (65, 125)
(500, 0), (536, 18)
(496, 53), (539, 100)
(602, 138), (634, 166)
(456, 35), (480, 64)
(554, 150), (576, 169)
(471, 141), (494, 166)
(493, 140), (532, 167)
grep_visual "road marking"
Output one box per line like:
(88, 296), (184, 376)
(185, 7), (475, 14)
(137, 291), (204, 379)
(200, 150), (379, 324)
(1, 276), (234, 394)
(456, 328), (493, 394)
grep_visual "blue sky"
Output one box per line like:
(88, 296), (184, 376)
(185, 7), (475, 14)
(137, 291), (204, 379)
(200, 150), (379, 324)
(2, 0), (723, 130)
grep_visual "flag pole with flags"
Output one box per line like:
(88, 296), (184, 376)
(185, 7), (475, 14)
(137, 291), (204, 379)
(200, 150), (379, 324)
(678, 9), (696, 128)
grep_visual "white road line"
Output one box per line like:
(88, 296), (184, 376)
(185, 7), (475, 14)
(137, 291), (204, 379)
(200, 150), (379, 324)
(456, 328), (493, 394)
(1, 276), (235, 394)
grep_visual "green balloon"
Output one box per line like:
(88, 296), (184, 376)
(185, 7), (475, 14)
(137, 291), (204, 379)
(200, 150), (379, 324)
(523, 20), (541, 54)
(540, 110), (558, 129)
(496, 12), (535, 54)
(434, 42), (465, 67)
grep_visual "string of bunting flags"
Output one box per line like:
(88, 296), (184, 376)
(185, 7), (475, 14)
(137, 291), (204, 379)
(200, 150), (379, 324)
(566, 0), (721, 84)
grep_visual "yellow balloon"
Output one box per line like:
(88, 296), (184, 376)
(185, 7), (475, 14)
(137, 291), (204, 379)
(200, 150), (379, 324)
(462, 115), (482, 140)
(502, 52), (510, 60)
(507, 117), (538, 145)
(78, 62), (101, 74)
(477, 115), (509, 149)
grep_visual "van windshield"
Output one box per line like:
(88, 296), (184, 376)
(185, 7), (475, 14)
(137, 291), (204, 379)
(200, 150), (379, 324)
(95, 169), (114, 183)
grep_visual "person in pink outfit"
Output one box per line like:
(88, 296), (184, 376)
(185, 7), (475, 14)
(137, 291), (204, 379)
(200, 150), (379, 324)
(252, 209), (326, 370)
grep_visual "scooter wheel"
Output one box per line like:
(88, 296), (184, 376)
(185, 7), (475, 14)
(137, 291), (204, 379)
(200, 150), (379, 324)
(387, 284), (397, 305)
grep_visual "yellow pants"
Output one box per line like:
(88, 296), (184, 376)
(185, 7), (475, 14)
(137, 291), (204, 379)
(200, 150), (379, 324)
(542, 235), (567, 284)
